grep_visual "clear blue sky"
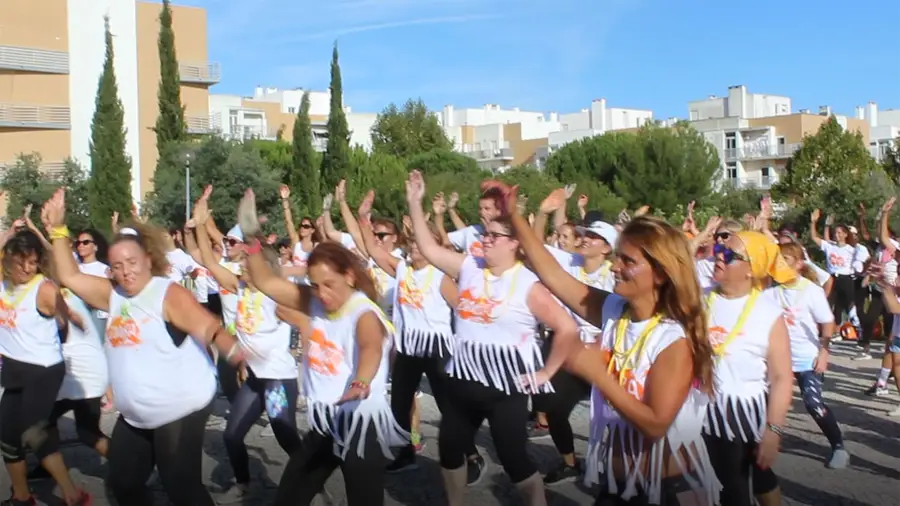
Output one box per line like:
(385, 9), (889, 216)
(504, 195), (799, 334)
(183, 0), (899, 119)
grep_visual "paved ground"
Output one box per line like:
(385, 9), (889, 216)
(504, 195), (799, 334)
(3, 341), (899, 505)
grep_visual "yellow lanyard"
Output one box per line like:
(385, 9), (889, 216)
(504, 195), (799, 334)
(326, 294), (396, 332)
(481, 262), (522, 314)
(1, 274), (44, 309)
(405, 264), (436, 293)
(579, 261), (612, 286)
(706, 289), (760, 356)
(607, 311), (663, 385)
(776, 278), (809, 310)
(238, 285), (264, 317)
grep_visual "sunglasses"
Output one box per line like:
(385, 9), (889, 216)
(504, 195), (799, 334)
(713, 243), (749, 264)
(714, 232), (732, 241)
(374, 232), (394, 240)
(75, 240), (94, 247)
(225, 238), (242, 247)
(299, 223), (314, 230)
(482, 231), (512, 241)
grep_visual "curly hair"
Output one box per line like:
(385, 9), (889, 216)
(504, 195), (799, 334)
(110, 222), (170, 277)
(1, 230), (54, 282)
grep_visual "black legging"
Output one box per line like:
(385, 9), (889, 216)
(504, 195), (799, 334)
(829, 274), (855, 325)
(223, 369), (301, 483)
(274, 423), (386, 506)
(534, 368), (591, 456)
(438, 376), (535, 483)
(45, 397), (107, 451)
(106, 401), (215, 506)
(0, 360), (66, 463)
(390, 349), (478, 459)
(862, 287), (894, 346)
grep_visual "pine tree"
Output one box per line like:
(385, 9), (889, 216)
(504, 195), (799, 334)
(155, 0), (185, 153)
(87, 18), (134, 236)
(290, 91), (320, 215)
(320, 42), (350, 191)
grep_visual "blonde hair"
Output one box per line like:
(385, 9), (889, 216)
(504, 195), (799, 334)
(778, 242), (818, 283)
(619, 216), (715, 394)
(111, 222), (170, 277)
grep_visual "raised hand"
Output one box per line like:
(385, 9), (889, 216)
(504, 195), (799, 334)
(279, 184), (290, 200)
(539, 188), (568, 214)
(448, 192), (459, 209)
(432, 192), (447, 215)
(43, 189), (66, 227)
(192, 185), (213, 225)
(358, 189), (375, 219)
(238, 189), (261, 237)
(322, 193), (334, 212)
(405, 170), (426, 203)
(335, 180), (347, 203)
(811, 208), (821, 222)
(577, 194), (589, 210)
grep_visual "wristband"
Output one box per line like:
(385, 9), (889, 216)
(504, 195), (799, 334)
(350, 379), (370, 390)
(246, 239), (262, 255)
(766, 423), (784, 437)
(49, 226), (70, 241)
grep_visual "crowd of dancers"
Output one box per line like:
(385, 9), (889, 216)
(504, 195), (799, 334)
(0, 171), (897, 506)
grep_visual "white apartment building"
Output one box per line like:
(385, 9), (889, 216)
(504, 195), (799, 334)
(855, 102), (900, 162)
(207, 86), (375, 152)
(687, 85), (870, 189)
(549, 98), (653, 147)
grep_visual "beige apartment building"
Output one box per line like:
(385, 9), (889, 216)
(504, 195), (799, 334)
(0, 0), (217, 213)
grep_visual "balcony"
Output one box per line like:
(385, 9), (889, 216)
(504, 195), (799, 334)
(0, 45), (69, 74)
(179, 62), (220, 84)
(185, 115), (213, 134)
(725, 142), (802, 161)
(0, 160), (66, 176)
(738, 174), (776, 189)
(462, 142), (514, 162)
(0, 103), (70, 129)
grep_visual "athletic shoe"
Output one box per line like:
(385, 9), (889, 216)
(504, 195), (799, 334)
(864, 383), (891, 397)
(216, 484), (250, 505)
(526, 422), (551, 440)
(466, 454), (487, 487)
(543, 462), (581, 486)
(1, 496), (36, 506)
(826, 448), (850, 469)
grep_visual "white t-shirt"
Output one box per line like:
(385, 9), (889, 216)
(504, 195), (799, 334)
(766, 281), (833, 372)
(851, 244), (870, 275)
(820, 241), (854, 276)
(695, 258), (716, 290)
(448, 225), (485, 257)
(79, 261), (111, 320)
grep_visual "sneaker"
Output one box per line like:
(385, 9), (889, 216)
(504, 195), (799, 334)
(385, 450), (418, 474)
(217, 484), (250, 505)
(826, 448), (850, 469)
(25, 466), (50, 482)
(527, 422), (551, 440)
(865, 383), (891, 397)
(851, 352), (874, 361)
(543, 462), (580, 486)
(466, 454), (487, 487)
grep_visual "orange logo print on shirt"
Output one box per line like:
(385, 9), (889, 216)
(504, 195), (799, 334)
(828, 252), (846, 268)
(607, 357), (646, 400)
(307, 328), (343, 376)
(0, 299), (16, 329)
(782, 307), (797, 327)
(107, 307), (141, 348)
(708, 325), (729, 349)
(236, 296), (261, 334)
(469, 241), (484, 258)
(397, 279), (424, 309)
(457, 288), (498, 324)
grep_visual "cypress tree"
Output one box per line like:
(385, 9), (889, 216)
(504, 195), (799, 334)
(290, 91), (320, 214)
(320, 42), (350, 191)
(155, 0), (185, 152)
(88, 17), (133, 236)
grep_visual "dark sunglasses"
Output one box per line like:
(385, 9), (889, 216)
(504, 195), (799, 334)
(225, 238), (242, 247)
(713, 243), (749, 264)
(714, 231), (732, 241)
(75, 240), (94, 247)
(374, 232), (394, 240)
(299, 223), (314, 230)
(482, 231), (512, 241)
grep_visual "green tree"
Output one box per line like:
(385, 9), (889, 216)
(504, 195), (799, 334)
(144, 137), (284, 232)
(154, 0), (185, 152)
(87, 18), (134, 236)
(773, 116), (888, 227)
(881, 138), (900, 185)
(290, 91), (321, 215)
(248, 138), (292, 180)
(371, 99), (452, 159)
(404, 148), (481, 176)
(0, 154), (55, 225)
(320, 43), (350, 191)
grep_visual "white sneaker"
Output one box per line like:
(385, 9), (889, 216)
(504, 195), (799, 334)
(851, 352), (874, 360)
(826, 448), (850, 469)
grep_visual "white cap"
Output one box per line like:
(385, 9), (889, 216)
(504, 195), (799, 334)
(226, 225), (243, 242)
(119, 227), (139, 237)
(575, 220), (618, 249)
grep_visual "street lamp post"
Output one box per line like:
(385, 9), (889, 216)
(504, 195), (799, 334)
(185, 152), (192, 222)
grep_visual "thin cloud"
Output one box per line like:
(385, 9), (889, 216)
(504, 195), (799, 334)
(277, 14), (500, 43)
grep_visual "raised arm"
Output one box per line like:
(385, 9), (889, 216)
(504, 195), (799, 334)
(43, 190), (112, 311)
(191, 187), (240, 293)
(321, 191), (344, 243)
(339, 187), (370, 258)
(809, 209), (824, 248)
(447, 192), (467, 231)
(880, 198), (896, 251)
(432, 193), (452, 247)
(238, 189), (310, 311)
(406, 171), (465, 278)
(358, 197), (399, 277)
(279, 185), (300, 247)
(504, 186), (609, 327)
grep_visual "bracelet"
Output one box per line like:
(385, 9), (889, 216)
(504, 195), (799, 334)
(49, 226), (70, 241)
(245, 239), (262, 255)
(349, 379), (370, 390)
(766, 423), (784, 437)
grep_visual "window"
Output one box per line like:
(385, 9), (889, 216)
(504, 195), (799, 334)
(725, 132), (737, 150)
(690, 110), (699, 121)
(726, 162), (738, 180)
(761, 166), (770, 177)
(288, 107), (296, 114)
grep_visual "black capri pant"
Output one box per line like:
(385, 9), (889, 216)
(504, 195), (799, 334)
(438, 376), (536, 483)
(0, 359), (66, 463)
(829, 274), (855, 325)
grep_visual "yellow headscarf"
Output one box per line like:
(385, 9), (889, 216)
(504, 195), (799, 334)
(736, 231), (796, 285)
